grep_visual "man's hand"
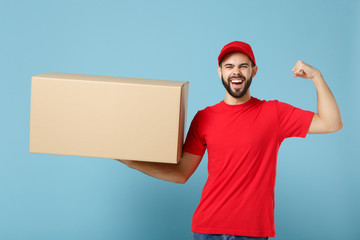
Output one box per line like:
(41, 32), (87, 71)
(292, 60), (321, 79)
(115, 159), (133, 167)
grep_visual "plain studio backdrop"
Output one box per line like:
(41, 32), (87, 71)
(0, 0), (359, 239)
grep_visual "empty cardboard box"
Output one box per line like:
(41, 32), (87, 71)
(29, 72), (189, 164)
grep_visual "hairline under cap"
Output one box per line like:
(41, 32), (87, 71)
(219, 51), (255, 67)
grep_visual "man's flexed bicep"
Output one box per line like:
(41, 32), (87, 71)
(292, 60), (343, 134)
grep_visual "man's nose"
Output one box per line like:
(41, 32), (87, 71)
(232, 68), (242, 76)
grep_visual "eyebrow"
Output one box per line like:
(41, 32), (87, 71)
(224, 63), (249, 67)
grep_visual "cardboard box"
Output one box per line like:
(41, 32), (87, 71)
(29, 72), (189, 164)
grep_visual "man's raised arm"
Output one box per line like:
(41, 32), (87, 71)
(114, 151), (202, 184)
(292, 60), (343, 134)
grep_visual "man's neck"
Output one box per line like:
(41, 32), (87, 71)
(224, 92), (251, 105)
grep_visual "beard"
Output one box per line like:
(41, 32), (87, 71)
(221, 73), (253, 99)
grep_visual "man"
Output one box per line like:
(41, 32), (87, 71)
(116, 41), (343, 240)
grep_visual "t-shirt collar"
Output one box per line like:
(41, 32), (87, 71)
(219, 96), (260, 110)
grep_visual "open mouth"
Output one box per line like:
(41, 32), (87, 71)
(230, 79), (244, 87)
(230, 79), (243, 84)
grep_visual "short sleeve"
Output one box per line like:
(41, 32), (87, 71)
(274, 100), (314, 139)
(183, 111), (207, 156)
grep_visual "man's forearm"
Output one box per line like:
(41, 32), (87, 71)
(116, 152), (202, 184)
(118, 160), (187, 184)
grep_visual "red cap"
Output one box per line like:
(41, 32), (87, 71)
(218, 41), (256, 66)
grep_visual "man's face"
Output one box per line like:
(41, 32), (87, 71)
(218, 52), (257, 99)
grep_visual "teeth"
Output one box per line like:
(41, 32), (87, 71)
(231, 80), (243, 83)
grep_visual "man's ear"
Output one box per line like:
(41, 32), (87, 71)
(252, 65), (258, 78)
(217, 65), (222, 79)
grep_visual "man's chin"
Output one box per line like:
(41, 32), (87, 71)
(230, 86), (243, 93)
(227, 91), (246, 99)
(229, 88), (245, 98)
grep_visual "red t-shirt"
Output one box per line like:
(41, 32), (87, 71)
(183, 97), (314, 237)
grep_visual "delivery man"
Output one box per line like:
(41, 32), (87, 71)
(116, 41), (343, 240)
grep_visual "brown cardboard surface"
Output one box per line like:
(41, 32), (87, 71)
(29, 72), (189, 164)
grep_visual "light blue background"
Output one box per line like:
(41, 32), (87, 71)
(1, 0), (359, 239)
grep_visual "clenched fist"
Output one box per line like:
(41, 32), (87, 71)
(292, 60), (321, 79)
